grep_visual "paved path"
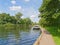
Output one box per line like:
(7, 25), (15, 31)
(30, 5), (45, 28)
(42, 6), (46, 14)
(39, 28), (55, 45)
(34, 28), (55, 45)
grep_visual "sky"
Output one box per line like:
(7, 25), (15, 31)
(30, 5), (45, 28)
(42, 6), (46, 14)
(0, 0), (42, 22)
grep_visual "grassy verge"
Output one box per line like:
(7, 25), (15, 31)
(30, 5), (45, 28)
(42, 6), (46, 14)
(44, 26), (60, 45)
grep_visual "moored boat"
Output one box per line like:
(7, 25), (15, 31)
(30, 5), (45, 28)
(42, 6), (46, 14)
(32, 25), (40, 30)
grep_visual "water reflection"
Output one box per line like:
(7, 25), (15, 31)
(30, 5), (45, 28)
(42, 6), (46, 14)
(0, 26), (40, 45)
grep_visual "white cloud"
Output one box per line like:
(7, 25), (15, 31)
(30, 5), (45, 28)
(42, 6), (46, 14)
(30, 15), (36, 22)
(11, 0), (16, 4)
(0, 10), (3, 13)
(21, 16), (25, 19)
(30, 15), (36, 18)
(21, 7), (40, 22)
(9, 6), (22, 11)
(24, 0), (30, 2)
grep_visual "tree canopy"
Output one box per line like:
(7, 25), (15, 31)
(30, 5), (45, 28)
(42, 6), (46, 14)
(39, 0), (60, 26)
(0, 13), (32, 26)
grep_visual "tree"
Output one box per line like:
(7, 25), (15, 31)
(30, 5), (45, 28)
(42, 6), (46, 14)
(10, 16), (17, 24)
(39, 0), (60, 26)
(24, 18), (32, 25)
(0, 13), (10, 24)
(0, 13), (17, 24)
(0, 13), (33, 27)
(15, 12), (22, 24)
(15, 12), (22, 20)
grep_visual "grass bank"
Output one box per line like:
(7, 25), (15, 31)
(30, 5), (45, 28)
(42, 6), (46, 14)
(44, 26), (60, 45)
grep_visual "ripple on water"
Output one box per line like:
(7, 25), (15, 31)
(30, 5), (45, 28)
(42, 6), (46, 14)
(0, 29), (40, 45)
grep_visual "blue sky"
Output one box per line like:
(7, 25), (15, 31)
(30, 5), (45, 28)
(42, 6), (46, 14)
(0, 0), (42, 22)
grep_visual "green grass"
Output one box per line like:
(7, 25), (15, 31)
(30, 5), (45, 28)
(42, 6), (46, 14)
(44, 26), (60, 45)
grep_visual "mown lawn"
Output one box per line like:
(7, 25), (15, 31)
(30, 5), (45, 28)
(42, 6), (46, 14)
(44, 26), (60, 45)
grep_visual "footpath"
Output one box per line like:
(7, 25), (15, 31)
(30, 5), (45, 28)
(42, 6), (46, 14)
(34, 27), (55, 45)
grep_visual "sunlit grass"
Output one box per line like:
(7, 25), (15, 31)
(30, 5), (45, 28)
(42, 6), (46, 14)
(53, 36), (60, 45)
(44, 26), (60, 45)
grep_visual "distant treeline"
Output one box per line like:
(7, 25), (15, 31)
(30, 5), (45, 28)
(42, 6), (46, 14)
(0, 12), (33, 26)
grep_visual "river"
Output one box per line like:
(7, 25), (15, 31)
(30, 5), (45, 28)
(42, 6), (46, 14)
(0, 27), (41, 45)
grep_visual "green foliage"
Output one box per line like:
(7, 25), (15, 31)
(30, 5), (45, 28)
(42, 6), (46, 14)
(39, 0), (60, 44)
(4, 23), (15, 30)
(15, 12), (22, 20)
(0, 12), (32, 27)
(15, 12), (22, 24)
(23, 18), (32, 24)
(39, 0), (60, 26)
(0, 13), (17, 24)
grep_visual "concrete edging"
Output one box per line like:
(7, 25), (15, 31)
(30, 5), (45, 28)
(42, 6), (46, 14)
(33, 27), (43, 45)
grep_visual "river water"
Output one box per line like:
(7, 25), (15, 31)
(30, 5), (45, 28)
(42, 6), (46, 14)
(0, 27), (41, 45)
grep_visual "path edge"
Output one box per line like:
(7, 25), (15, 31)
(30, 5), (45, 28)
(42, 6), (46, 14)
(33, 26), (43, 45)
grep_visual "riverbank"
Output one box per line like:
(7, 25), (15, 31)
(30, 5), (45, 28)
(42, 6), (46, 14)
(33, 27), (55, 45)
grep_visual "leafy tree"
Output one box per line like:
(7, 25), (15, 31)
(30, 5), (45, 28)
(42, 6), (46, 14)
(39, 0), (60, 26)
(15, 12), (22, 20)
(10, 16), (17, 24)
(0, 13), (17, 24)
(15, 12), (22, 24)
(0, 13), (32, 27)
(0, 13), (10, 24)
(23, 18), (32, 25)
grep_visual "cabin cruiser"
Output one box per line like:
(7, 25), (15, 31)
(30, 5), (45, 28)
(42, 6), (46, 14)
(32, 25), (40, 30)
